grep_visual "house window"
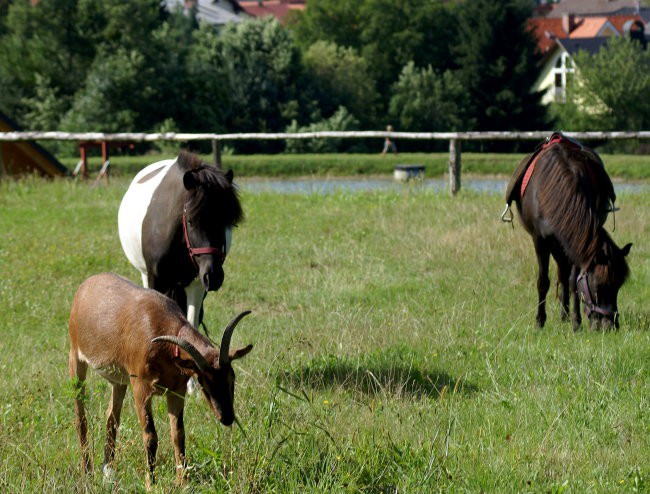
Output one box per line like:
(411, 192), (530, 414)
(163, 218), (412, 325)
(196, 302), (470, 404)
(552, 52), (574, 103)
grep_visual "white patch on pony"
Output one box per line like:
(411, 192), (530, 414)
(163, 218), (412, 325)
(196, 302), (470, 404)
(117, 159), (176, 278)
(185, 278), (205, 328)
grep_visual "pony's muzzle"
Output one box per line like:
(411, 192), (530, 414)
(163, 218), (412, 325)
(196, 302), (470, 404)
(201, 265), (224, 292)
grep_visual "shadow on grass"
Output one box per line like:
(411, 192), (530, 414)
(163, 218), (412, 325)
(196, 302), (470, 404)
(278, 349), (478, 400)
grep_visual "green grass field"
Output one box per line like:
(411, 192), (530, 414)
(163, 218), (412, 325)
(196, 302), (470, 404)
(0, 174), (648, 492)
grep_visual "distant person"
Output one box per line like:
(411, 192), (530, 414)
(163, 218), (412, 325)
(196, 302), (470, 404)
(381, 125), (397, 155)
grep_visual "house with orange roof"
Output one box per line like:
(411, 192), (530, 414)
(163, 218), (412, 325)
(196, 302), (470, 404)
(529, 12), (647, 104)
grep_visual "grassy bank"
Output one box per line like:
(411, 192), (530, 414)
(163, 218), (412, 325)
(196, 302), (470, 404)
(0, 177), (648, 492)
(59, 151), (650, 180)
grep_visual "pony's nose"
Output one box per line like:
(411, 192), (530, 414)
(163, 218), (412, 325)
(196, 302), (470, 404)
(202, 267), (224, 292)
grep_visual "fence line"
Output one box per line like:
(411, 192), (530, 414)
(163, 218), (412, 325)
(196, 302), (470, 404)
(2, 130), (650, 142)
(2, 130), (649, 194)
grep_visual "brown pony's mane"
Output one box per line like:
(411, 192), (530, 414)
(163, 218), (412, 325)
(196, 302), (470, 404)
(535, 143), (615, 266)
(177, 150), (243, 228)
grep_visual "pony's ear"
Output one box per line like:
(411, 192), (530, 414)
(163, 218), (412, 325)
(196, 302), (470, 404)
(225, 170), (234, 183)
(183, 170), (198, 190)
(621, 243), (632, 257)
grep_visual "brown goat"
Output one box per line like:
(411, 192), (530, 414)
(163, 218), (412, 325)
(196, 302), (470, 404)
(68, 272), (253, 488)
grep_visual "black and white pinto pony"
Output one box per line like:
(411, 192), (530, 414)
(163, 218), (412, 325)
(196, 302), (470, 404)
(118, 151), (243, 333)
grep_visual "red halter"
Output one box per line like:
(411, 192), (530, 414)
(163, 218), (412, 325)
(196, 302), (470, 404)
(182, 206), (225, 269)
(577, 272), (617, 322)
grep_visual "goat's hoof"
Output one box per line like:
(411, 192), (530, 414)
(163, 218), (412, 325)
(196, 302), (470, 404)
(102, 464), (116, 486)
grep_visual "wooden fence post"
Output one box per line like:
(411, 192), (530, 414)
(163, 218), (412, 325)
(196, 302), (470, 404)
(448, 138), (461, 195)
(212, 139), (222, 168)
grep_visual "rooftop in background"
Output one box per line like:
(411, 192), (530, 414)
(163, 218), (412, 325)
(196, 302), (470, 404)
(543, 0), (650, 21)
(529, 12), (646, 54)
(164, 0), (245, 26)
(239, 0), (305, 24)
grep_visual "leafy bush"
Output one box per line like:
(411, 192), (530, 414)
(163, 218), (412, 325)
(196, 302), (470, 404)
(285, 106), (360, 153)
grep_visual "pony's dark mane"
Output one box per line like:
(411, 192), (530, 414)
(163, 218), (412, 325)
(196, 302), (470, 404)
(535, 144), (614, 266)
(177, 151), (243, 227)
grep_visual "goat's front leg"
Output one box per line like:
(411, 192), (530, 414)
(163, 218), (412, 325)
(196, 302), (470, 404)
(132, 379), (158, 490)
(167, 389), (187, 484)
(103, 383), (128, 480)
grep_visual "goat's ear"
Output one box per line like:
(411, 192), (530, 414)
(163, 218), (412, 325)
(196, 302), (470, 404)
(225, 169), (234, 183)
(229, 344), (253, 361)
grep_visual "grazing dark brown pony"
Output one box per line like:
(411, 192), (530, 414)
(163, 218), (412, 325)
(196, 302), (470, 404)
(504, 133), (632, 330)
(118, 151), (243, 332)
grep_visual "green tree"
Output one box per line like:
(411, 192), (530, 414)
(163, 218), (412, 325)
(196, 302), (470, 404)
(292, 0), (456, 123)
(552, 36), (650, 132)
(453, 0), (548, 132)
(289, 0), (363, 51)
(59, 47), (154, 133)
(302, 41), (379, 128)
(0, 0), (96, 122)
(0, 0), (170, 131)
(389, 62), (472, 133)
(285, 106), (360, 153)
(218, 17), (305, 151)
(359, 0), (456, 98)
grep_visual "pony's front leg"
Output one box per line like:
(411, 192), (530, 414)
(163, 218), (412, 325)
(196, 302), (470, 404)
(570, 264), (582, 331)
(533, 238), (551, 328)
(185, 278), (206, 328)
(556, 257), (571, 323)
(184, 279), (205, 394)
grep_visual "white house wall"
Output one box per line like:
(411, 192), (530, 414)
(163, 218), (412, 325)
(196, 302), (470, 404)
(533, 49), (563, 106)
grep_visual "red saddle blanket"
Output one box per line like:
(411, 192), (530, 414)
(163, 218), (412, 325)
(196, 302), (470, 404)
(504, 132), (586, 205)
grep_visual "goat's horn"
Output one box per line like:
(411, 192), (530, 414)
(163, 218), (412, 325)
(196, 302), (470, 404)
(219, 310), (252, 367)
(152, 336), (210, 371)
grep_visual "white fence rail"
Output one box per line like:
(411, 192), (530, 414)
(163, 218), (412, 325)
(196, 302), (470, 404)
(2, 130), (649, 194)
(3, 130), (650, 142)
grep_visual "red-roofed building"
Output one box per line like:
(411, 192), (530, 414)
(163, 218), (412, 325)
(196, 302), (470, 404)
(529, 12), (647, 104)
(239, 0), (305, 24)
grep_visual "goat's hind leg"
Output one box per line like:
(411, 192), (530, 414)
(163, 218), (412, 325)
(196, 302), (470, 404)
(69, 350), (90, 473)
(102, 382), (128, 481)
(132, 379), (158, 490)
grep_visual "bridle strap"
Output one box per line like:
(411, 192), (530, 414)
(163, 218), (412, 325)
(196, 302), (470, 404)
(182, 207), (225, 269)
(577, 272), (616, 319)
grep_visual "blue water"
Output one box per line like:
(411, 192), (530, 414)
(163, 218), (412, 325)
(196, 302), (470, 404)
(239, 177), (648, 195)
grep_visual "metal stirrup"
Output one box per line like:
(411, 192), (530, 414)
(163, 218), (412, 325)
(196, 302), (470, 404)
(500, 203), (513, 223)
